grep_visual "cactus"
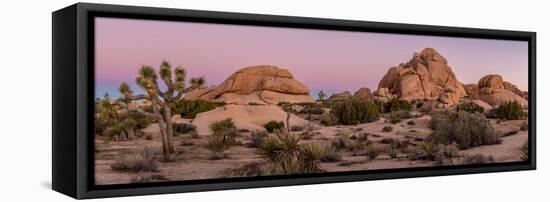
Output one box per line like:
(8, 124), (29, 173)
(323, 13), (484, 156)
(117, 60), (205, 161)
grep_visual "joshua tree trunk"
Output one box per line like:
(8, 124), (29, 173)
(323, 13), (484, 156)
(163, 104), (176, 154)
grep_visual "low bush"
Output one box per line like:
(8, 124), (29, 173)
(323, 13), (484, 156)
(320, 113), (337, 126)
(434, 144), (460, 165)
(430, 111), (501, 149)
(172, 123), (196, 135)
(331, 99), (380, 125)
(172, 99), (223, 119)
(366, 145), (381, 160)
(384, 98), (413, 113)
(111, 147), (159, 172)
(249, 130), (269, 148)
(205, 136), (230, 160)
(264, 120), (285, 133)
(382, 126), (393, 132)
(299, 104), (325, 115)
(209, 118), (238, 145)
(462, 154), (495, 165)
(320, 147), (343, 162)
(456, 102), (484, 113)
(494, 100), (526, 120)
(387, 110), (412, 124)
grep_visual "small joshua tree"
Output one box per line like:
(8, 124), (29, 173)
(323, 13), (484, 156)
(318, 90), (327, 101)
(117, 60), (206, 161)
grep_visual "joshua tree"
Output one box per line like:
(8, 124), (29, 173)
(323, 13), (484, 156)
(116, 60), (206, 161)
(318, 90), (327, 101)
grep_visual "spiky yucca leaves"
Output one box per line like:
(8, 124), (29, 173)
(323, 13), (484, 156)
(117, 60), (207, 161)
(299, 143), (326, 173)
(520, 141), (529, 161)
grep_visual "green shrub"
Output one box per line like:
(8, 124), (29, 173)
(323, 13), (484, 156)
(430, 111), (501, 149)
(299, 104), (325, 115)
(321, 147), (343, 162)
(456, 102), (484, 113)
(387, 110), (412, 124)
(299, 143), (327, 173)
(209, 118), (238, 145)
(173, 123), (196, 134)
(331, 99), (380, 125)
(366, 145), (381, 160)
(205, 136), (230, 160)
(264, 120), (285, 133)
(249, 130), (269, 148)
(384, 98), (413, 112)
(434, 144), (460, 165)
(494, 100), (526, 120)
(106, 118), (138, 137)
(172, 99), (222, 119)
(111, 147), (159, 172)
(462, 154), (495, 164)
(320, 113), (337, 126)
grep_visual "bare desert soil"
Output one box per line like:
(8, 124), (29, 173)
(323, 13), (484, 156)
(95, 111), (528, 185)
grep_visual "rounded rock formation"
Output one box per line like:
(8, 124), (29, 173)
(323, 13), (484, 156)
(470, 74), (528, 107)
(376, 48), (466, 107)
(185, 65), (314, 104)
(353, 87), (373, 100)
(329, 91), (353, 101)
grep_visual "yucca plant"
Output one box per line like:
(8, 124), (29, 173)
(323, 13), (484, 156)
(299, 143), (327, 173)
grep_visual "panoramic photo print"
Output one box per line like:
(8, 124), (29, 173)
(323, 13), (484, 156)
(94, 17), (530, 185)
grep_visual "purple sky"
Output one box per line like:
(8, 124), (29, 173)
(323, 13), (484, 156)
(95, 17), (528, 99)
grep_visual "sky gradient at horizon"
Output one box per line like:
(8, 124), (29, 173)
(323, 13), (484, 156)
(95, 17), (528, 99)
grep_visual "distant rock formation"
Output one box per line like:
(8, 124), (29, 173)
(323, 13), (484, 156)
(185, 65), (314, 104)
(377, 48), (466, 107)
(469, 74), (528, 107)
(329, 91), (352, 101)
(353, 87), (373, 100)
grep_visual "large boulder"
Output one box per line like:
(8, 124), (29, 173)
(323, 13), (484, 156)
(470, 74), (528, 107)
(329, 91), (352, 101)
(185, 65), (314, 104)
(192, 104), (310, 135)
(376, 48), (466, 107)
(353, 87), (373, 100)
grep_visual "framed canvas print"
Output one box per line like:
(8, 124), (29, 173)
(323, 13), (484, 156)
(52, 3), (536, 199)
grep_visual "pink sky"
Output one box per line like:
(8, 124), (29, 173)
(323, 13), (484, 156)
(95, 17), (528, 98)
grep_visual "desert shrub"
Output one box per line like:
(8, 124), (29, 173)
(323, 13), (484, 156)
(366, 145), (381, 160)
(111, 147), (159, 172)
(331, 132), (352, 150)
(95, 98), (119, 134)
(420, 140), (438, 160)
(384, 98), (413, 112)
(172, 99), (223, 119)
(331, 99), (380, 125)
(407, 120), (416, 125)
(299, 104), (325, 115)
(299, 122), (317, 139)
(520, 141), (529, 161)
(258, 132), (324, 174)
(209, 118), (238, 145)
(494, 100), (526, 120)
(430, 111), (501, 149)
(434, 144), (460, 165)
(387, 110), (411, 124)
(222, 162), (266, 177)
(299, 143), (327, 173)
(172, 123), (196, 134)
(130, 174), (168, 183)
(320, 113), (337, 126)
(249, 130), (269, 148)
(382, 126), (393, 132)
(264, 120), (285, 133)
(205, 136), (230, 160)
(462, 154), (495, 165)
(321, 147), (343, 162)
(354, 132), (369, 142)
(106, 118), (138, 138)
(145, 134), (153, 140)
(456, 101), (484, 113)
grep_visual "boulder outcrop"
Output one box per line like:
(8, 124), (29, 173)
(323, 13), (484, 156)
(377, 48), (466, 107)
(185, 65), (314, 104)
(470, 74), (528, 107)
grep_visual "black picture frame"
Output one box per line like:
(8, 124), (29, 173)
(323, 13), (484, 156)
(52, 2), (536, 199)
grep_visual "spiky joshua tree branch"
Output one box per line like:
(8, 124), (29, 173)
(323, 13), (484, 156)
(117, 60), (206, 161)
